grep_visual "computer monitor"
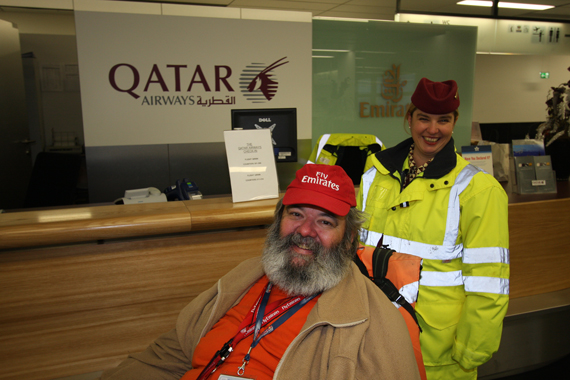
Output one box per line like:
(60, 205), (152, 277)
(479, 122), (542, 144)
(231, 108), (297, 162)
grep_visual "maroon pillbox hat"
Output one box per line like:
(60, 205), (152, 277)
(411, 77), (460, 114)
(282, 164), (356, 216)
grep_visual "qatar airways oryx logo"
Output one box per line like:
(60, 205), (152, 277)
(107, 56), (289, 106)
(240, 57), (289, 103)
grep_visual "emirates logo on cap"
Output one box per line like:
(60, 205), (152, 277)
(283, 164), (356, 216)
(301, 172), (340, 191)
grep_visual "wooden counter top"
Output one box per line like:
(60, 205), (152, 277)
(1, 181), (568, 251)
(1, 183), (569, 380)
(0, 196), (279, 250)
(0, 201), (191, 250)
(186, 196), (278, 231)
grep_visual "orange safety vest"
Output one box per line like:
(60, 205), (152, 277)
(357, 245), (427, 380)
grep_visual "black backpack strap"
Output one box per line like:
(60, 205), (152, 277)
(367, 143), (382, 154)
(372, 247), (422, 332)
(322, 144), (338, 155)
(324, 143), (381, 156)
(353, 252), (370, 277)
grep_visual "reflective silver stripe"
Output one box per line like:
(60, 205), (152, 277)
(360, 166), (377, 212)
(394, 281), (418, 309)
(420, 270), (464, 287)
(464, 247), (510, 264)
(420, 272), (509, 295)
(464, 276), (510, 295)
(400, 282), (419, 304)
(361, 229), (383, 248)
(443, 164), (481, 246)
(381, 235), (463, 261)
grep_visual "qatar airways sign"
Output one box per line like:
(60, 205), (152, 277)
(74, 9), (311, 147)
(108, 57), (289, 107)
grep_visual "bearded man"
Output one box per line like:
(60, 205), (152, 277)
(100, 164), (420, 380)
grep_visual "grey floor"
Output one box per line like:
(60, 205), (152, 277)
(494, 354), (568, 380)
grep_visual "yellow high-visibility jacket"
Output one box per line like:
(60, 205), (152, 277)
(308, 133), (384, 166)
(357, 138), (509, 380)
(308, 133), (384, 185)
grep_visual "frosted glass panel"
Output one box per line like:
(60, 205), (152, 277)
(312, 20), (477, 150)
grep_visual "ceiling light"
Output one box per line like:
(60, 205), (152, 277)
(499, 2), (554, 10)
(312, 49), (350, 53)
(312, 16), (368, 22)
(457, 1), (555, 10)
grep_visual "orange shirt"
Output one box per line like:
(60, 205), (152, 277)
(180, 276), (319, 380)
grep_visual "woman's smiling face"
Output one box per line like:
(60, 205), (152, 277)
(407, 108), (457, 166)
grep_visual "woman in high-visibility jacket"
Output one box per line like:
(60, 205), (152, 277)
(357, 78), (509, 380)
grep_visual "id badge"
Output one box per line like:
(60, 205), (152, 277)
(218, 375), (255, 380)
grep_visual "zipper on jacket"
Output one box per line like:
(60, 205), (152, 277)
(387, 169), (406, 193)
(400, 169), (409, 193)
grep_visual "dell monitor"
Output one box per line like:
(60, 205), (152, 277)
(231, 108), (297, 162)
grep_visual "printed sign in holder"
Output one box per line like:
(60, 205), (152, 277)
(224, 129), (279, 203)
(462, 145), (494, 176)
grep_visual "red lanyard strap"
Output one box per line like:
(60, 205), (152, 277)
(237, 287), (318, 376)
(196, 282), (316, 380)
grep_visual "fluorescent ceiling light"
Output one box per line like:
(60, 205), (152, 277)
(457, 1), (555, 10)
(312, 49), (350, 52)
(312, 16), (368, 22)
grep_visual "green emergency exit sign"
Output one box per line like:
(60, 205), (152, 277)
(540, 72), (550, 79)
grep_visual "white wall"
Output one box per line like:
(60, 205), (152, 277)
(472, 54), (569, 123)
(398, 13), (569, 56)
(2, 6), (569, 141)
(73, 3), (312, 147)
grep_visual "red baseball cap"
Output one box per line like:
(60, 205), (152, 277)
(411, 77), (460, 114)
(282, 164), (356, 216)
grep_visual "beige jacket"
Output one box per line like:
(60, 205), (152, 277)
(101, 257), (421, 380)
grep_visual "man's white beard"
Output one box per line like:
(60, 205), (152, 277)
(261, 221), (354, 296)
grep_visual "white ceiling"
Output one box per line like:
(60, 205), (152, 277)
(0, 0), (568, 21)
(134, 0), (570, 21)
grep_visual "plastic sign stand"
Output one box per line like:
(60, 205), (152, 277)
(514, 155), (557, 194)
(224, 129), (279, 203)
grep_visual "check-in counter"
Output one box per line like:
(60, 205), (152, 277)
(0, 197), (278, 380)
(479, 182), (570, 378)
(1, 183), (569, 380)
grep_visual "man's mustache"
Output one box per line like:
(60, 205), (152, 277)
(285, 233), (322, 252)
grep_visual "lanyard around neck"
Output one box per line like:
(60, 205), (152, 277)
(196, 282), (318, 380)
(237, 283), (318, 375)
